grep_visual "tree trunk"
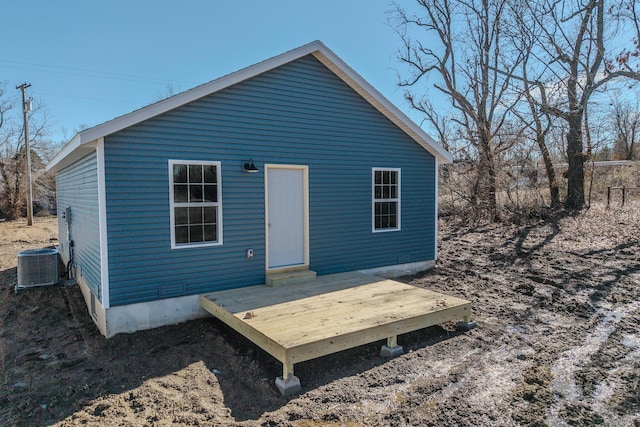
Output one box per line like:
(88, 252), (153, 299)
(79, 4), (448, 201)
(628, 124), (636, 160)
(566, 114), (585, 209)
(486, 154), (498, 220)
(478, 132), (498, 221)
(537, 133), (560, 207)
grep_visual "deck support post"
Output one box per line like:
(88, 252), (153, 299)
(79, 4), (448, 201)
(275, 356), (301, 396)
(380, 335), (404, 358)
(457, 315), (477, 331)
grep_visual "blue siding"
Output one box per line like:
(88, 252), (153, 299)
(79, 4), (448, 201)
(104, 55), (436, 306)
(56, 152), (102, 300)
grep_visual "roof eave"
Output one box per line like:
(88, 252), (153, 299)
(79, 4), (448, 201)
(46, 133), (82, 173)
(46, 40), (452, 172)
(310, 48), (452, 163)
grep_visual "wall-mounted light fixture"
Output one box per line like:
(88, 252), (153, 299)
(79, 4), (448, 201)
(243, 159), (259, 173)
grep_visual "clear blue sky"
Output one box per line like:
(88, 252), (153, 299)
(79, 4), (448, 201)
(1, 1), (429, 144)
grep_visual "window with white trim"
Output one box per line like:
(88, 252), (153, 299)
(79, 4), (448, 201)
(169, 160), (222, 248)
(372, 168), (400, 232)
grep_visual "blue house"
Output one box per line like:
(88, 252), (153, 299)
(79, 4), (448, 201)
(46, 41), (452, 337)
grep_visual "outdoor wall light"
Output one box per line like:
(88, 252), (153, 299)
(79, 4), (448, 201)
(243, 159), (259, 173)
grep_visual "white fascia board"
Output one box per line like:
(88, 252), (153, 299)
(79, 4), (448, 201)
(69, 42), (329, 149)
(311, 47), (453, 164)
(46, 134), (83, 173)
(47, 42), (325, 172)
(47, 40), (452, 171)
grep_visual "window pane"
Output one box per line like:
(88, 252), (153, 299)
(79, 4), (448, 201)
(203, 165), (217, 183)
(389, 202), (397, 214)
(174, 185), (188, 203)
(374, 186), (382, 199)
(173, 164), (187, 183)
(203, 185), (217, 202)
(203, 207), (216, 223)
(388, 214), (397, 228)
(189, 164), (202, 183)
(391, 185), (397, 198)
(175, 207), (188, 225)
(189, 184), (203, 202)
(383, 171), (390, 184)
(204, 225), (217, 241)
(390, 171), (397, 184)
(382, 186), (390, 199)
(189, 225), (204, 243)
(375, 171), (382, 185)
(175, 226), (189, 244)
(189, 207), (203, 224)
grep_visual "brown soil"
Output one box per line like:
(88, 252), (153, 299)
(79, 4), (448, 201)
(1, 205), (639, 426)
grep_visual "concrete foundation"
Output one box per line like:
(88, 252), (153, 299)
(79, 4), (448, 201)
(275, 375), (302, 396)
(72, 270), (210, 338)
(360, 259), (435, 279)
(380, 345), (404, 358)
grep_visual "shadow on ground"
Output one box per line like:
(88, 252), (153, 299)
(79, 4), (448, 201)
(0, 266), (462, 425)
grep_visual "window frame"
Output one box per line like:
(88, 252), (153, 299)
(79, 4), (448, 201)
(168, 160), (223, 249)
(372, 167), (401, 233)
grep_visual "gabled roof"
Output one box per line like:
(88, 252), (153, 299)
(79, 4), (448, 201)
(47, 41), (452, 173)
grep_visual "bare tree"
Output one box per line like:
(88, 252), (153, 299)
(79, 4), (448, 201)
(610, 96), (640, 160)
(0, 82), (55, 219)
(393, 0), (524, 221)
(516, 0), (640, 209)
(505, 2), (562, 207)
(608, 0), (640, 75)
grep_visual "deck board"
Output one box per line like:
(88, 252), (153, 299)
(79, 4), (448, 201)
(200, 271), (472, 372)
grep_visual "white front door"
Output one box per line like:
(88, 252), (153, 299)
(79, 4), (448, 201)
(266, 166), (308, 269)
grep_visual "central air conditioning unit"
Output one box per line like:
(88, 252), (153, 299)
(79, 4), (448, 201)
(16, 248), (59, 291)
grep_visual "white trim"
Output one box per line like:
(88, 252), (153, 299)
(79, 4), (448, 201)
(46, 138), (96, 174)
(359, 260), (436, 279)
(434, 158), (439, 261)
(264, 164), (310, 271)
(46, 41), (452, 173)
(96, 138), (111, 308)
(46, 134), (82, 173)
(310, 49), (452, 163)
(168, 160), (223, 249)
(372, 167), (401, 233)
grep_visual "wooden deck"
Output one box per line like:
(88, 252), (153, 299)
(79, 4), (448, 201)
(199, 271), (472, 393)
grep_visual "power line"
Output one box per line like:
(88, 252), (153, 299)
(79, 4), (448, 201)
(0, 59), (196, 86)
(31, 90), (135, 105)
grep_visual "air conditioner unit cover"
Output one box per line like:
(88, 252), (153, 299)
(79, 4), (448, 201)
(17, 248), (59, 288)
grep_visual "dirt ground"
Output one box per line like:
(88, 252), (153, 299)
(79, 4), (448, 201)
(1, 204), (639, 426)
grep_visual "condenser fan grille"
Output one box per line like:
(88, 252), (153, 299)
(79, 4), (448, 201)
(17, 248), (59, 290)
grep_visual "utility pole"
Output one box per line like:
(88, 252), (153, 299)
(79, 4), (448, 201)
(16, 82), (33, 226)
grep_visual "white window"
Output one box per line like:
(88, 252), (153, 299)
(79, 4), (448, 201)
(169, 160), (222, 248)
(372, 168), (401, 232)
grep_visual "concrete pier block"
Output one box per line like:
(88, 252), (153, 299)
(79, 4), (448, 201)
(275, 375), (301, 396)
(380, 345), (404, 358)
(456, 320), (478, 331)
